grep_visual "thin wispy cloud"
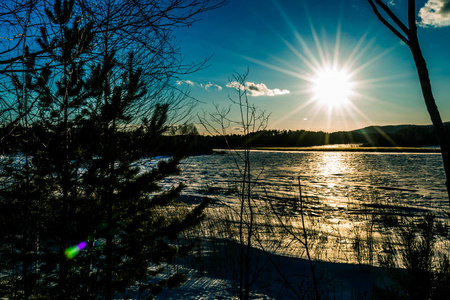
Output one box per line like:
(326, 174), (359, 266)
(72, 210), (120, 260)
(176, 80), (222, 91)
(177, 79), (195, 86)
(418, 0), (450, 27)
(226, 81), (290, 97)
(203, 83), (223, 91)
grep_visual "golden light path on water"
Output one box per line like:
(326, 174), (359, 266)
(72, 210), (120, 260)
(169, 147), (449, 264)
(318, 152), (351, 178)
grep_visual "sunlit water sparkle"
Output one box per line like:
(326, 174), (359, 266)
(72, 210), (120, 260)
(164, 150), (448, 263)
(173, 150), (447, 209)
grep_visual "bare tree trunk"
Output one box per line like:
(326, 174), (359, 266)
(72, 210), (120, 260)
(367, 0), (450, 205)
(408, 39), (450, 204)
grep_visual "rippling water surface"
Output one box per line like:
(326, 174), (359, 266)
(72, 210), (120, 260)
(175, 150), (447, 210)
(158, 150), (450, 263)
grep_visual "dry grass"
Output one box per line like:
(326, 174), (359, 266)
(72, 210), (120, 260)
(176, 177), (450, 299)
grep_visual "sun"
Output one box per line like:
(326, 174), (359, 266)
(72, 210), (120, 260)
(240, 6), (382, 132)
(312, 67), (354, 107)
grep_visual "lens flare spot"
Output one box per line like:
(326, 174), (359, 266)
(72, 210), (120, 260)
(65, 241), (87, 259)
(78, 241), (87, 250)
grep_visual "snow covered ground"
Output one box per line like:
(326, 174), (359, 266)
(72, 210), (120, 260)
(157, 238), (393, 299)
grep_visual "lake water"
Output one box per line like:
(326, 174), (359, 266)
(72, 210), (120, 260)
(169, 150), (449, 262)
(175, 150), (448, 211)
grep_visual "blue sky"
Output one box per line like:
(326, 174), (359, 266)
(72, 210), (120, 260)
(175, 0), (450, 133)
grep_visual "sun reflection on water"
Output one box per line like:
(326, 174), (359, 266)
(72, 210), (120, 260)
(317, 152), (351, 177)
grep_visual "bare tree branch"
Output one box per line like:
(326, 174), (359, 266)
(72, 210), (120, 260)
(373, 0), (409, 34)
(367, 0), (409, 45)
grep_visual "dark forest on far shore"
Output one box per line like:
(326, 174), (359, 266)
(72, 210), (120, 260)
(200, 123), (446, 149)
(170, 122), (450, 154)
(2, 123), (447, 156)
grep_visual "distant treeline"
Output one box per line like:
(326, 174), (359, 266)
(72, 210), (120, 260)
(2, 123), (446, 156)
(198, 124), (448, 149)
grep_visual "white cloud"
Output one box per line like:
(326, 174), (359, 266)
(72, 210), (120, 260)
(386, 0), (395, 6)
(202, 82), (223, 91)
(176, 80), (222, 91)
(176, 79), (195, 86)
(418, 0), (450, 27)
(226, 81), (290, 97)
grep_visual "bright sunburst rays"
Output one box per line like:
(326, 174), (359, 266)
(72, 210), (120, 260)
(240, 2), (399, 132)
(311, 67), (354, 107)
